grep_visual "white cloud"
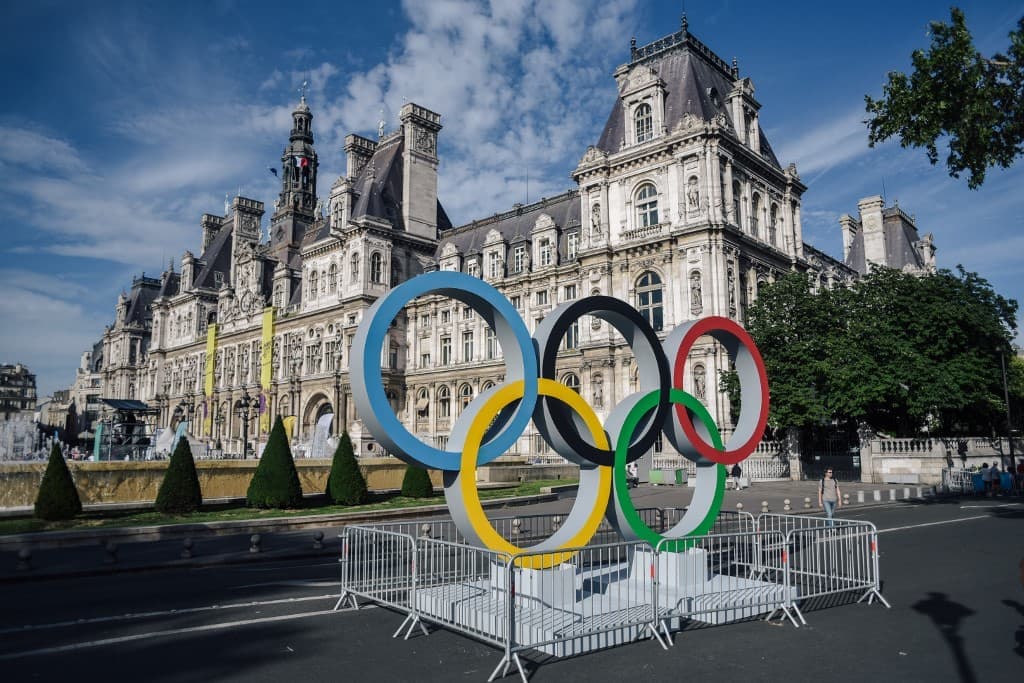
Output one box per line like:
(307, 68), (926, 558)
(0, 127), (92, 177)
(773, 108), (871, 179)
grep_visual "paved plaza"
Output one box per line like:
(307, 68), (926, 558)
(1, 489), (1021, 682)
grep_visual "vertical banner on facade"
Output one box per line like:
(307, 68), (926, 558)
(283, 415), (296, 443)
(260, 307), (274, 434)
(204, 323), (217, 436)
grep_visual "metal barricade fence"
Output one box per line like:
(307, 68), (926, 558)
(495, 541), (659, 683)
(654, 530), (797, 631)
(782, 522), (889, 625)
(336, 526), (418, 620)
(942, 467), (974, 494)
(756, 512), (864, 536)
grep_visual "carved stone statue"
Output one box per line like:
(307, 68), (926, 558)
(592, 373), (604, 408)
(687, 177), (700, 209)
(693, 365), (706, 400)
(690, 271), (703, 314)
(591, 203), (602, 239)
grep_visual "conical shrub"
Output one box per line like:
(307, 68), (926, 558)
(326, 431), (367, 506)
(155, 437), (202, 513)
(401, 464), (434, 498)
(246, 415), (303, 508)
(34, 443), (82, 520)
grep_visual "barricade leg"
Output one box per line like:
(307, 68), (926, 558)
(487, 653), (526, 683)
(393, 612), (429, 639)
(334, 591), (358, 611)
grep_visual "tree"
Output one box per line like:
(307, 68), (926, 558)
(326, 431), (367, 506)
(400, 465), (434, 498)
(865, 8), (1024, 189)
(746, 267), (1018, 437)
(155, 437), (203, 513)
(246, 416), (304, 508)
(34, 443), (82, 520)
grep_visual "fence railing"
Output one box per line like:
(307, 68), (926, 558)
(337, 511), (888, 681)
(942, 468), (975, 494)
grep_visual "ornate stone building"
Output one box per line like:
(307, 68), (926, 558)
(70, 20), (928, 458)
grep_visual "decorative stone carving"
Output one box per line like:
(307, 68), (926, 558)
(693, 364), (706, 401)
(687, 176), (700, 209)
(690, 270), (703, 314)
(414, 128), (436, 156)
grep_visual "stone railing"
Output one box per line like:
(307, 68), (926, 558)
(619, 222), (666, 243)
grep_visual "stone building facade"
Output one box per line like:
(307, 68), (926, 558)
(68, 20), (927, 458)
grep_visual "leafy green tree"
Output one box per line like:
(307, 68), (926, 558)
(865, 8), (1024, 189)
(246, 416), (304, 508)
(34, 443), (82, 520)
(326, 431), (367, 505)
(400, 465), (434, 498)
(155, 437), (203, 513)
(746, 267), (1017, 437)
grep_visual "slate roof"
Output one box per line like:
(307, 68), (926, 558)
(124, 277), (161, 326)
(437, 191), (581, 260)
(845, 206), (926, 274)
(193, 225), (233, 290)
(596, 31), (781, 168)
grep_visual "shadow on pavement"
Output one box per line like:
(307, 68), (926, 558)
(912, 591), (977, 683)
(1003, 599), (1024, 659)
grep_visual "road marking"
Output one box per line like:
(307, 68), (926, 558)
(878, 515), (989, 534)
(960, 503), (1021, 509)
(232, 580), (339, 589)
(0, 594), (339, 636)
(0, 608), (346, 660)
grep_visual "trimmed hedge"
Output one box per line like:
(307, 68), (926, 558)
(400, 464), (434, 498)
(246, 416), (304, 509)
(155, 437), (203, 513)
(34, 444), (82, 520)
(326, 431), (367, 506)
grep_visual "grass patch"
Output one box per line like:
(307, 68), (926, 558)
(0, 479), (576, 536)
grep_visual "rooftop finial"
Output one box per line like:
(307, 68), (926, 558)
(298, 79), (308, 103)
(378, 108), (385, 139)
(681, 12), (688, 34)
(630, 36), (637, 58)
(731, 57), (739, 78)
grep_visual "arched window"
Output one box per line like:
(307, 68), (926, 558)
(350, 252), (360, 283)
(308, 270), (318, 300)
(459, 383), (473, 412)
(636, 271), (664, 331)
(634, 103), (653, 143)
(416, 388), (429, 416)
(437, 385), (451, 418)
(732, 180), (742, 225)
(769, 204), (779, 245)
(635, 183), (659, 228)
(320, 270), (327, 293)
(750, 193), (761, 237)
(370, 252), (384, 284)
(328, 263), (337, 290)
(561, 373), (580, 394)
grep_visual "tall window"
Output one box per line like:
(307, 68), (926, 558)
(370, 252), (384, 284)
(750, 193), (761, 237)
(388, 342), (398, 369)
(567, 232), (579, 259)
(539, 239), (552, 267)
(564, 320), (579, 350)
(309, 270), (318, 300)
(563, 284), (577, 301)
(440, 336), (452, 365)
(437, 385), (450, 418)
(467, 260), (480, 278)
(350, 252), (360, 283)
(562, 372), (580, 393)
(513, 245), (526, 273)
(488, 251), (501, 278)
(636, 271), (664, 331)
(536, 290), (548, 306)
(510, 295), (521, 310)
(634, 103), (653, 143)
(635, 183), (659, 228)
(328, 263), (337, 290)
(732, 180), (742, 226)
(485, 328), (499, 359)
(769, 204), (779, 245)
(459, 383), (473, 412)
(462, 330), (473, 363)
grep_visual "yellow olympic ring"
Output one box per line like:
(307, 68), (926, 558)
(457, 378), (612, 569)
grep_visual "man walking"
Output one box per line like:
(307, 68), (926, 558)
(818, 468), (841, 527)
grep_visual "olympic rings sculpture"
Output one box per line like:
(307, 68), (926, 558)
(352, 272), (769, 567)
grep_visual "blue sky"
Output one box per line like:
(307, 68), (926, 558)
(1, 0), (1022, 398)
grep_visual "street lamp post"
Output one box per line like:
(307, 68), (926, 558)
(1000, 349), (1016, 470)
(236, 389), (257, 459)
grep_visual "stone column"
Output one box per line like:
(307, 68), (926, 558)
(723, 158), (734, 225)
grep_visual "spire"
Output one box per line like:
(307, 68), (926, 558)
(681, 12), (688, 35)
(275, 92), (319, 217)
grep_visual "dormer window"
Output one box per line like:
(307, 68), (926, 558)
(539, 239), (553, 267)
(467, 260), (480, 278)
(567, 232), (579, 260)
(634, 103), (653, 143)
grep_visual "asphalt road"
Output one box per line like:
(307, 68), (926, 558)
(1, 499), (1021, 682)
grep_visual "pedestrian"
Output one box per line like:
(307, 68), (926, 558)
(990, 462), (1001, 496)
(981, 462), (992, 496)
(818, 468), (841, 527)
(730, 462), (743, 489)
(626, 461), (639, 488)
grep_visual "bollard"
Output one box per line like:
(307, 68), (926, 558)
(783, 498), (791, 512)
(313, 531), (324, 550)
(250, 534), (262, 554)
(736, 502), (744, 512)
(419, 523), (432, 539)
(843, 493), (850, 507)
(16, 548), (31, 571)
(857, 490), (865, 504)
(761, 500), (769, 514)
(104, 541), (118, 565)
(804, 497), (811, 510)
(873, 490), (881, 502)
(181, 537), (194, 559)
(552, 515), (562, 532)
(512, 518), (522, 536)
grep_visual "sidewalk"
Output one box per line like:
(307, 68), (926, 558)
(0, 478), (957, 583)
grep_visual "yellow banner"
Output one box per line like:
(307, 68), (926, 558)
(203, 323), (217, 436)
(283, 415), (296, 443)
(260, 308), (274, 434)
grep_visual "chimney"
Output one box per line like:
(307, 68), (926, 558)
(400, 103), (442, 239)
(838, 214), (859, 263)
(201, 214), (221, 253)
(857, 196), (886, 269)
(344, 134), (377, 178)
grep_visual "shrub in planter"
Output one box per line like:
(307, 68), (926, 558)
(326, 431), (367, 506)
(155, 437), (203, 513)
(34, 443), (82, 520)
(246, 416), (303, 508)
